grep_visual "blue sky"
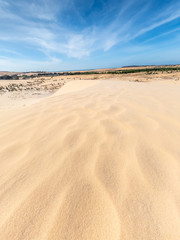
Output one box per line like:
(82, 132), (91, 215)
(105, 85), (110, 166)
(0, 0), (180, 71)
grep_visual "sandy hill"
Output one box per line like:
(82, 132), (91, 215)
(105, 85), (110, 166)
(0, 80), (180, 240)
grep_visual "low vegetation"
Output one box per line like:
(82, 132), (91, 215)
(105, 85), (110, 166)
(0, 67), (180, 80)
(0, 74), (19, 80)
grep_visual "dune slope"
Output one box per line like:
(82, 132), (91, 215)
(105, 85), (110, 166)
(0, 80), (180, 240)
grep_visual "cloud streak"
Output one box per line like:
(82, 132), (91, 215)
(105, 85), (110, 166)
(0, 0), (180, 71)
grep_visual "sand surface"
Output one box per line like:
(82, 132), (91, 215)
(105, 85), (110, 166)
(0, 80), (180, 240)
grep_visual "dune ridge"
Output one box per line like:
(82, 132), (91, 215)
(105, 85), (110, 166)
(0, 80), (180, 239)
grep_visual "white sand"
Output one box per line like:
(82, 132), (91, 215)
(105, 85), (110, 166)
(0, 80), (180, 240)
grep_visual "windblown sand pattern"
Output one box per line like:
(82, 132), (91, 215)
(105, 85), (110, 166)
(0, 80), (180, 240)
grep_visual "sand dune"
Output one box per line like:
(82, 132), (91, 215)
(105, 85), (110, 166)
(0, 80), (180, 239)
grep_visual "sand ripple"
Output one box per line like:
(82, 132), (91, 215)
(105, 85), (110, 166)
(0, 80), (180, 239)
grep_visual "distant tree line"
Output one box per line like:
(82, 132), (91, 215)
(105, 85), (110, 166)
(0, 67), (180, 80)
(0, 74), (19, 80)
(107, 67), (180, 74)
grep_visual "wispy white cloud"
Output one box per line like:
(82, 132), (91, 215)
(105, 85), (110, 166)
(0, 55), (62, 71)
(134, 11), (180, 39)
(143, 27), (180, 43)
(0, 0), (180, 71)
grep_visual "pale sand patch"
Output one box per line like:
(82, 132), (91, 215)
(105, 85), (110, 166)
(0, 80), (180, 240)
(0, 91), (51, 110)
(53, 80), (100, 96)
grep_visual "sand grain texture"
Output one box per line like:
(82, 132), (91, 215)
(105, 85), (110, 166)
(0, 80), (180, 240)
